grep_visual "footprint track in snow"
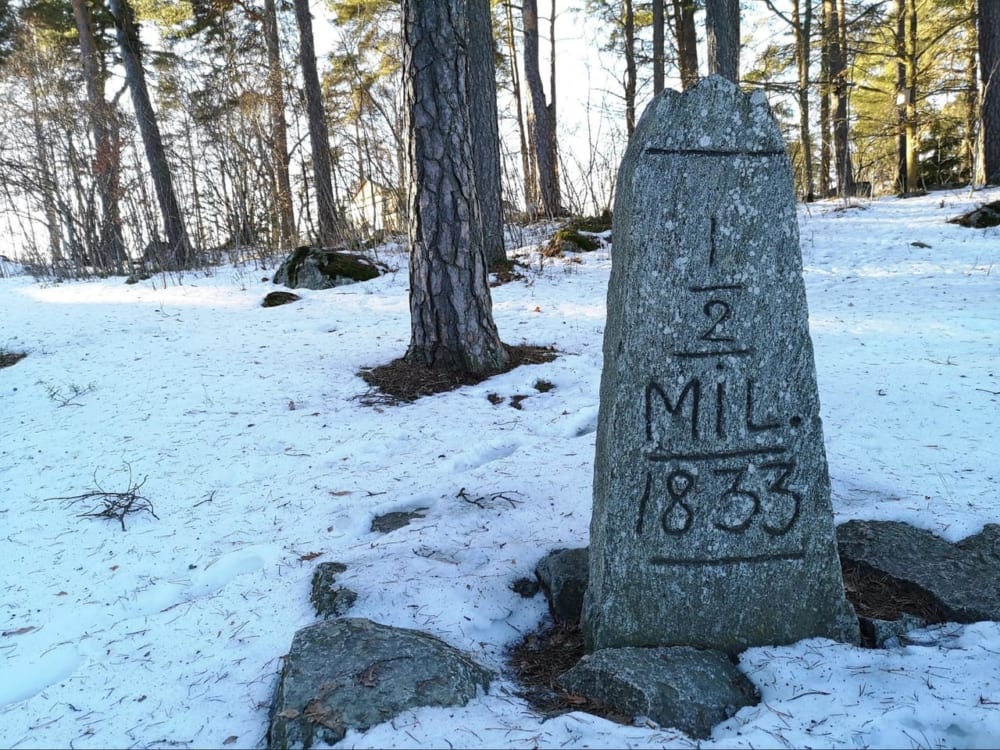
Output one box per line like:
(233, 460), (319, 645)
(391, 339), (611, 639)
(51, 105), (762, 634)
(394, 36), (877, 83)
(445, 441), (521, 473)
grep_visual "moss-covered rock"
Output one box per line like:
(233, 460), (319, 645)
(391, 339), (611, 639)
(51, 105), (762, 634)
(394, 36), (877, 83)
(273, 247), (383, 290)
(542, 227), (603, 257)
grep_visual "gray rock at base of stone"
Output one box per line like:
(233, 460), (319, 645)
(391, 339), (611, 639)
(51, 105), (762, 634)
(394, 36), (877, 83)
(584, 75), (858, 655)
(838, 520), (1000, 622)
(535, 547), (589, 624)
(860, 614), (928, 649)
(557, 646), (758, 739)
(273, 247), (381, 290)
(268, 618), (492, 750)
(310, 562), (357, 619)
(956, 523), (1000, 564)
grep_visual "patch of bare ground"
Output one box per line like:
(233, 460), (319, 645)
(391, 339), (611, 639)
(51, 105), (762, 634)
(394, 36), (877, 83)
(489, 259), (530, 287)
(841, 560), (947, 624)
(358, 344), (557, 405)
(507, 623), (631, 724)
(0, 349), (27, 369)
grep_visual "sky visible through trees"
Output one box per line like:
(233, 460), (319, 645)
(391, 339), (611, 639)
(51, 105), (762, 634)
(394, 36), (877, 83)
(0, 0), (994, 271)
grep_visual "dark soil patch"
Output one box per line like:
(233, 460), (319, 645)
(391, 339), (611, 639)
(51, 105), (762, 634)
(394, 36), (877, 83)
(489, 260), (529, 287)
(841, 560), (948, 624)
(0, 349), (27, 369)
(507, 623), (630, 724)
(358, 344), (557, 405)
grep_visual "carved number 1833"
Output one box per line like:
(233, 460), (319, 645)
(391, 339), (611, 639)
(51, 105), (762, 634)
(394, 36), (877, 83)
(637, 461), (801, 538)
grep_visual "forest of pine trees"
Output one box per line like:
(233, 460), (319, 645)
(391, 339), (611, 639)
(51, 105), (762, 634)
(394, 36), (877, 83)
(0, 0), (996, 278)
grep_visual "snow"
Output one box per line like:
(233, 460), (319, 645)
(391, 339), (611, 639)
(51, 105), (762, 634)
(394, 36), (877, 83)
(1, 188), (999, 749)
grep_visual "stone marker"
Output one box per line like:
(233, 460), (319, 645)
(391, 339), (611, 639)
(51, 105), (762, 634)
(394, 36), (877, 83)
(583, 76), (858, 654)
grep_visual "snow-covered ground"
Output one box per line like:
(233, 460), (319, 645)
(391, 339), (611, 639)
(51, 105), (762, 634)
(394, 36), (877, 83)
(1, 188), (998, 749)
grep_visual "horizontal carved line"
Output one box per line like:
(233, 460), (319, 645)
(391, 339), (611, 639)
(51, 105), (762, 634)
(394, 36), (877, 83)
(644, 148), (785, 157)
(649, 551), (806, 566)
(689, 284), (745, 292)
(673, 348), (752, 358)
(646, 446), (787, 461)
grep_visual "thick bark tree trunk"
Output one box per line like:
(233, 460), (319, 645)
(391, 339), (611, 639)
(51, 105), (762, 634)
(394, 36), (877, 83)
(109, 0), (191, 269)
(705, 0), (739, 82)
(262, 0), (295, 248)
(71, 0), (125, 271)
(980, 0), (1000, 184)
(468, 0), (506, 266)
(673, 0), (699, 90)
(292, 0), (339, 246)
(402, 0), (508, 373)
(522, 0), (561, 217)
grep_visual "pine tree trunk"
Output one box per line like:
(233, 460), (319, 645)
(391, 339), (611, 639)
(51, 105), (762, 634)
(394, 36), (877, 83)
(25, 60), (63, 264)
(522, 0), (561, 217)
(819, 0), (832, 196)
(672, 0), (699, 90)
(467, 0), (506, 266)
(652, 0), (664, 94)
(793, 0), (814, 201)
(624, 0), (637, 136)
(109, 0), (191, 269)
(825, 0), (854, 196)
(905, 0), (918, 191)
(71, 0), (125, 272)
(402, 0), (508, 373)
(980, 0), (1000, 184)
(262, 0), (295, 248)
(964, 35), (978, 184)
(705, 0), (739, 82)
(503, 0), (537, 215)
(292, 0), (339, 246)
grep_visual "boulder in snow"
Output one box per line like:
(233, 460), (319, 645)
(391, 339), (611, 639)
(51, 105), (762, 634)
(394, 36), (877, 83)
(273, 247), (382, 290)
(557, 645), (758, 739)
(269, 618), (491, 749)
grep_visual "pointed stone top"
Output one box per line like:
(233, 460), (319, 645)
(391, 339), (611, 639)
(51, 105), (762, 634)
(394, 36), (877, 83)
(629, 76), (783, 156)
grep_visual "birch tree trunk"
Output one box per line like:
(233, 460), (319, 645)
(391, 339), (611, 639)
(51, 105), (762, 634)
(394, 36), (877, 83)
(402, 0), (508, 373)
